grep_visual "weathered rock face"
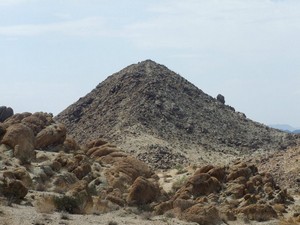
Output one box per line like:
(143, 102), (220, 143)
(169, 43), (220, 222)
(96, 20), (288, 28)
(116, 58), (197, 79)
(55, 60), (297, 168)
(0, 106), (14, 122)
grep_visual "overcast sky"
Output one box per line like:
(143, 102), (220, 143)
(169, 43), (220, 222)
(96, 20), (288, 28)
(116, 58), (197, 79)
(1, 0), (300, 127)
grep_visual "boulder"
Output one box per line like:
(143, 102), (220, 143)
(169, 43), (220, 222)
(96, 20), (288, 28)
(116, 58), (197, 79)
(236, 204), (277, 221)
(181, 204), (222, 225)
(0, 106), (14, 122)
(1, 123), (35, 163)
(216, 94), (225, 104)
(35, 123), (67, 149)
(187, 173), (222, 196)
(127, 176), (160, 205)
(105, 156), (154, 191)
(63, 137), (80, 152)
(1, 179), (28, 199)
(21, 112), (53, 135)
(72, 162), (91, 180)
(3, 168), (32, 188)
(227, 167), (252, 181)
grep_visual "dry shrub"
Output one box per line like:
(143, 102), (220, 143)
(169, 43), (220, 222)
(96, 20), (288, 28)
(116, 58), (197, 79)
(171, 175), (187, 192)
(35, 195), (56, 213)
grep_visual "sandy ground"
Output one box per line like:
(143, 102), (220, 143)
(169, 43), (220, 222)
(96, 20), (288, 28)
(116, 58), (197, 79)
(0, 204), (199, 225)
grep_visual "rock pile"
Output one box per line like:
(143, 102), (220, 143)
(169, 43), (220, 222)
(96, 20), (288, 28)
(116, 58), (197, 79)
(0, 113), (165, 213)
(55, 60), (298, 168)
(155, 161), (294, 224)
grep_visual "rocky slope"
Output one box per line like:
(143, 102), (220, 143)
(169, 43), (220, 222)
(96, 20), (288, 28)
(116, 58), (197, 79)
(55, 60), (297, 168)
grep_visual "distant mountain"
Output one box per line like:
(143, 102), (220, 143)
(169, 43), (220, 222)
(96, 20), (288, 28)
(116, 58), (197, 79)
(269, 124), (296, 132)
(269, 124), (300, 134)
(55, 60), (297, 168)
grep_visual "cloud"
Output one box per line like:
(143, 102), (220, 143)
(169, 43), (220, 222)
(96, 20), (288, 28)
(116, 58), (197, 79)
(123, 0), (300, 50)
(0, 17), (112, 37)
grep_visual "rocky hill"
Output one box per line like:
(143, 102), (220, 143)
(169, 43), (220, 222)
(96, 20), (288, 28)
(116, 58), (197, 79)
(55, 60), (297, 168)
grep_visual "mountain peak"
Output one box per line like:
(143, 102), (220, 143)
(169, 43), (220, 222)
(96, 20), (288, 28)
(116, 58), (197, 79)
(55, 61), (293, 168)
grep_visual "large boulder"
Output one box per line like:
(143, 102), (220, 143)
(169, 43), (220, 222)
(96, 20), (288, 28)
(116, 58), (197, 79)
(236, 204), (278, 221)
(187, 173), (222, 196)
(1, 123), (35, 163)
(0, 106), (14, 122)
(35, 123), (67, 149)
(216, 94), (225, 104)
(0, 179), (28, 199)
(127, 176), (160, 205)
(181, 204), (222, 225)
(21, 112), (53, 135)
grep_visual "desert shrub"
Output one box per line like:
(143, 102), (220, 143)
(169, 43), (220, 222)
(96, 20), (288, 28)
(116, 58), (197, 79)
(53, 195), (81, 214)
(165, 211), (175, 218)
(137, 204), (152, 212)
(108, 221), (118, 225)
(140, 211), (153, 220)
(60, 211), (70, 220)
(171, 175), (187, 192)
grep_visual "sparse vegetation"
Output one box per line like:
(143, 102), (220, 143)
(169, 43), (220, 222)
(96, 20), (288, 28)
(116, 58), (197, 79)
(174, 164), (187, 174)
(53, 195), (81, 214)
(108, 221), (118, 225)
(137, 204), (152, 212)
(171, 175), (187, 192)
(165, 211), (175, 218)
(60, 211), (70, 220)
(140, 211), (153, 220)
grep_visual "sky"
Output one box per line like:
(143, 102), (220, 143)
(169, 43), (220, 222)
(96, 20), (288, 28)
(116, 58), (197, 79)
(1, 0), (300, 127)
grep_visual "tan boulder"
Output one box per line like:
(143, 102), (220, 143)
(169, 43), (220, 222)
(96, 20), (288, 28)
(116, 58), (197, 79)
(63, 137), (80, 152)
(127, 176), (160, 205)
(208, 166), (227, 182)
(195, 165), (214, 174)
(187, 173), (222, 196)
(21, 112), (53, 135)
(35, 123), (66, 149)
(85, 139), (108, 149)
(227, 167), (252, 181)
(72, 162), (91, 180)
(89, 146), (117, 158)
(105, 156), (154, 191)
(3, 112), (32, 126)
(181, 204), (222, 225)
(1, 123), (35, 163)
(226, 183), (245, 199)
(3, 168), (32, 188)
(236, 204), (277, 221)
